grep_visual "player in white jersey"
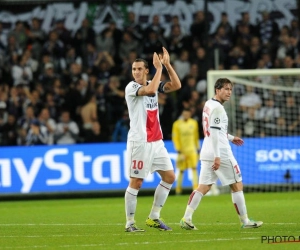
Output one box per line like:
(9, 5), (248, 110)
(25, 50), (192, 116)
(180, 78), (263, 230)
(124, 47), (181, 232)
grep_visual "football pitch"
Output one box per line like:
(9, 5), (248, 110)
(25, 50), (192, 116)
(0, 192), (299, 250)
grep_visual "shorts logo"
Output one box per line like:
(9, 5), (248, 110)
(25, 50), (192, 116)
(134, 170), (139, 174)
(214, 118), (220, 124)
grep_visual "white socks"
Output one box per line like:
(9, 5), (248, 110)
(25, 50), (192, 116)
(183, 190), (203, 221)
(231, 190), (249, 224)
(125, 187), (138, 227)
(149, 181), (172, 220)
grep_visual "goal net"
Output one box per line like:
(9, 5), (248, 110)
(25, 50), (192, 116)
(207, 69), (300, 192)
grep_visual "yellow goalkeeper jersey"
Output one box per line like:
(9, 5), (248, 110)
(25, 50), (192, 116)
(172, 118), (200, 154)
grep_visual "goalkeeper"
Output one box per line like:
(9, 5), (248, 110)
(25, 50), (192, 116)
(172, 108), (200, 194)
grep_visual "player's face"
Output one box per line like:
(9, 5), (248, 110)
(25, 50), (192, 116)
(216, 83), (232, 103)
(182, 110), (191, 121)
(132, 62), (149, 84)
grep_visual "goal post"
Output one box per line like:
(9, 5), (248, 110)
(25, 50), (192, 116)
(206, 69), (300, 192)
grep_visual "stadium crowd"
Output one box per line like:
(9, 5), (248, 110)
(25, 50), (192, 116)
(0, 10), (300, 146)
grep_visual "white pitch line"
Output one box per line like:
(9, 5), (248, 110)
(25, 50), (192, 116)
(0, 222), (297, 226)
(0, 237), (259, 249)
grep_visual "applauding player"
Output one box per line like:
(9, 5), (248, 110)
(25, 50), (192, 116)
(124, 47), (181, 232)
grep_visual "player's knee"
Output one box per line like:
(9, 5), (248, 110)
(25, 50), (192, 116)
(163, 172), (176, 184)
(129, 178), (143, 189)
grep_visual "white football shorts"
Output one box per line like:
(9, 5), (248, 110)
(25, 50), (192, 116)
(199, 157), (242, 186)
(127, 140), (174, 179)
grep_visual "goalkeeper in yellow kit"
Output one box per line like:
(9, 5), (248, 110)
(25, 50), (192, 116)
(172, 108), (200, 194)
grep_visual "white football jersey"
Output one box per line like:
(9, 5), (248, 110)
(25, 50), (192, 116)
(200, 98), (234, 161)
(125, 80), (165, 142)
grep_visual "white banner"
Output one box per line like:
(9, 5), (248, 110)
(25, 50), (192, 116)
(0, 0), (297, 35)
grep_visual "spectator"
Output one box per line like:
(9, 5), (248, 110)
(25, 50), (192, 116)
(166, 24), (186, 59)
(60, 46), (82, 76)
(245, 36), (262, 69)
(214, 12), (233, 38)
(239, 85), (262, 112)
(95, 29), (116, 57)
(26, 119), (49, 145)
(141, 30), (166, 63)
(123, 11), (143, 41)
(212, 26), (232, 61)
(11, 54), (33, 86)
(8, 21), (28, 51)
(38, 107), (56, 145)
(100, 20), (123, 59)
(144, 15), (165, 38)
(39, 62), (59, 92)
(0, 22), (7, 49)
(27, 18), (46, 60)
(280, 96), (300, 135)
(17, 105), (35, 132)
(74, 18), (96, 58)
(42, 30), (64, 61)
(104, 75), (125, 127)
(119, 31), (140, 62)
(111, 109), (129, 142)
(55, 110), (80, 144)
(257, 98), (280, 136)
(80, 94), (98, 137)
(193, 47), (212, 80)
(236, 107), (262, 138)
(84, 121), (108, 143)
(190, 11), (208, 43)
(52, 19), (72, 47)
(0, 113), (18, 146)
(164, 15), (189, 38)
(173, 50), (191, 81)
(256, 11), (280, 48)
(0, 100), (8, 128)
(235, 12), (256, 40)
(227, 46), (247, 69)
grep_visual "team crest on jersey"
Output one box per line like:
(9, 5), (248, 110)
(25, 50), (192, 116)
(134, 170), (139, 174)
(214, 118), (220, 124)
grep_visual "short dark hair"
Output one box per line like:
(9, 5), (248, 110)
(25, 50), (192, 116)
(214, 78), (232, 93)
(134, 58), (149, 69)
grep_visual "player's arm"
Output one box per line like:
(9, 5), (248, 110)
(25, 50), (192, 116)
(138, 52), (162, 96)
(228, 133), (244, 146)
(159, 47), (181, 93)
(194, 120), (200, 151)
(210, 109), (221, 171)
(172, 121), (181, 152)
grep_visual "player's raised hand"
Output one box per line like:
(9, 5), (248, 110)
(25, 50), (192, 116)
(232, 137), (244, 146)
(153, 52), (162, 70)
(159, 47), (170, 66)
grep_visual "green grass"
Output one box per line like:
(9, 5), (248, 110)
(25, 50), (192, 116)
(0, 192), (299, 250)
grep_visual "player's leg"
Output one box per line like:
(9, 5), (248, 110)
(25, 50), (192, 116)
(180, 160), (217, 230)
(146, 141), (174, 231)
(188, 153), (199, 190)
(216, 159), (263, 228)
(125, 177), (145, 232)
(175, 154), (186, 195)
(230, 182), (263, 228)
(125, 141), (150, 232)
